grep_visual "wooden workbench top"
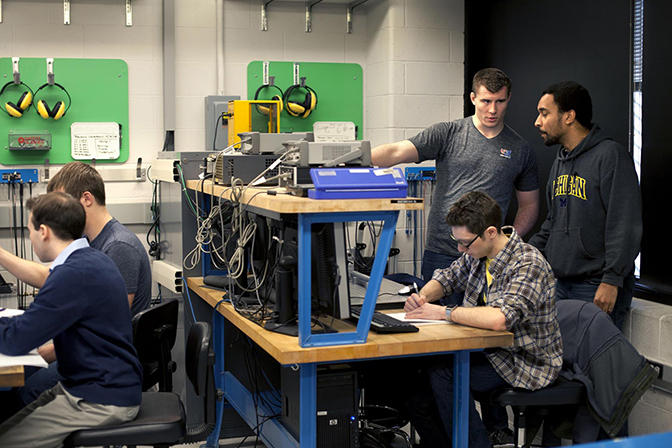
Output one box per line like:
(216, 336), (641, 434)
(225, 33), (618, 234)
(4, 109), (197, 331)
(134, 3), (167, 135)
(188, 277), (513, 366)
(186, 179), (424, 214)
(0, 365), (24, 388)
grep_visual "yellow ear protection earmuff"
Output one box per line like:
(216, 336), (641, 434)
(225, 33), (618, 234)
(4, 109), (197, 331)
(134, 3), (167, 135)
(283, 84), (318, 118)
(0, 81), (34, 118)
(34, 82), (72, 120)
(254, 84), (284, 116)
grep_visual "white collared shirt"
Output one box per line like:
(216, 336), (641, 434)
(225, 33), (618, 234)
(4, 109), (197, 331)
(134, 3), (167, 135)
(49, 238), (90, 271)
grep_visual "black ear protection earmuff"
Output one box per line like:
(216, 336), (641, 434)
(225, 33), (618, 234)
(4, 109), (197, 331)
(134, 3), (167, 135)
(283, 84), (318, 118)
(254, 84), (284, 116)
(0, 81), (34, 118)
(34, 82), (72, 120)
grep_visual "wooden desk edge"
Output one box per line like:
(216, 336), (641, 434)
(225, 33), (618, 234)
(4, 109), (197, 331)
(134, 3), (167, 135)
(186, 179), (424, 214)
(0, 365), (24, 388)
(187, 278), (513, 366)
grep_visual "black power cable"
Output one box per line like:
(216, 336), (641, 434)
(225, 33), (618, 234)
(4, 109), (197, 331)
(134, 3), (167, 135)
(19, 182), (25, 309)
(146, 167), (161, 260)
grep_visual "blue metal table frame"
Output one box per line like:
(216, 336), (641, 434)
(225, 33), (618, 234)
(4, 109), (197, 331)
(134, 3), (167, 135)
(196, 194), (401, 348)
(296, 210), (398, 348)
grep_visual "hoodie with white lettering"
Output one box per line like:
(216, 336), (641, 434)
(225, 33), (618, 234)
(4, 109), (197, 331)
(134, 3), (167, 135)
(529, 125), (642, 287)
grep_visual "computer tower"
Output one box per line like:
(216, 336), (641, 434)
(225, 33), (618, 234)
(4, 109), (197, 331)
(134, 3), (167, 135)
(282, 364), (359, 448)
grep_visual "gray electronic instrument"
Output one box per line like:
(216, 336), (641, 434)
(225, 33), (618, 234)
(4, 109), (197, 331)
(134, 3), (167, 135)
(238, 132), (313, 155)
(281, 140), (372, 168)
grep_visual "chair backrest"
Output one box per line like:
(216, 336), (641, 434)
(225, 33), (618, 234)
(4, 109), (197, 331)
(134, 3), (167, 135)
(185, 321), (214, 397)
(132, 298), (179, 391)
(183, 321), (217, 443)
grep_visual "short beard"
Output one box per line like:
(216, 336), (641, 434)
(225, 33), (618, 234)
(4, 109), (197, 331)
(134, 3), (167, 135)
(543, 134), (561, 146)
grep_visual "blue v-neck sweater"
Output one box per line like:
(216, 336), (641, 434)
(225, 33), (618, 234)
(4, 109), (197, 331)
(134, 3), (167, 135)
(0, 246), (142, 407)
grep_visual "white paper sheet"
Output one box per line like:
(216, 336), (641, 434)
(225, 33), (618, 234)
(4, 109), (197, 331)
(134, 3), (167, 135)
(0, 308), (24, 318)
(387, 312), (453, 325)
(0, 308), (49, 369)
(0, 350), (49, 369)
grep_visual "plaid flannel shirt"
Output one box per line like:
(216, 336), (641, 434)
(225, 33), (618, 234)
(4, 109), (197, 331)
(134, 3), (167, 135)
(432, 227), (563, 390)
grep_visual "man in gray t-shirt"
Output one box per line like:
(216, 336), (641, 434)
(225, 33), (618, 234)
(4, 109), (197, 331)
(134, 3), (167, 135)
(45, 162), (152, 317)
(372, 68), (539, 295)
(410, 117), (538, 261)
(90, 218), (151, 317)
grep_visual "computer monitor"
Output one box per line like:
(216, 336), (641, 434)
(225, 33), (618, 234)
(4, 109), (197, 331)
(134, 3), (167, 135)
(311, 222), (351, 320)
(264, 221), (351, 336)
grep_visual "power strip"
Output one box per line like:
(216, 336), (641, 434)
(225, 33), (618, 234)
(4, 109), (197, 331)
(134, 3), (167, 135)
(405, 166), (436, 181)
(0, 169), (40, 184)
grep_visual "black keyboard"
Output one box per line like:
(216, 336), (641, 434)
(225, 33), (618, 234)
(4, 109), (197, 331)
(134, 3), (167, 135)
(349, 306), (419, 334)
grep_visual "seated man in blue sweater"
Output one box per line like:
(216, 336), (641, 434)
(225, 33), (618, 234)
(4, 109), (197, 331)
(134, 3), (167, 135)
(0, 192), (142, 447)
(0, 161), (152, 414)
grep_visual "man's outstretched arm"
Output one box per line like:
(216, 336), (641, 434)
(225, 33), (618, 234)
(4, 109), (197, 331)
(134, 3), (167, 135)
(371, 140), (420, 167)
(0, 247), (49, 288)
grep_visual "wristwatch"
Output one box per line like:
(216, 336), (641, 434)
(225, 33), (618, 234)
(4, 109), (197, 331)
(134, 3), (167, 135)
(445, 305), (457, 322)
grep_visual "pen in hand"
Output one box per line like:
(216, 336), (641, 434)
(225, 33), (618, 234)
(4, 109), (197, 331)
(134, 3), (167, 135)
(404, 283), (422, 313)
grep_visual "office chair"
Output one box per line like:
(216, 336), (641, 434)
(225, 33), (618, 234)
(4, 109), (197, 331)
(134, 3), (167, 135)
(475, 375), (586, 447)
(358, 361), (413, 448)
(359, 404), (412, 448)
(64, 321), (217, 447)
(132, 298), (179, 392)
(475, 299), (659, 447)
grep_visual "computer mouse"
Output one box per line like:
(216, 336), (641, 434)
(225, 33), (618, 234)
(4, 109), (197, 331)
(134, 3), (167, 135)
(398, 285), (412, 295)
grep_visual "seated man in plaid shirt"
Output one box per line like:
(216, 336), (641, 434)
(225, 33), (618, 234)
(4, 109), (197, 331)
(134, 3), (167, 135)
(405, 191), (563, 448)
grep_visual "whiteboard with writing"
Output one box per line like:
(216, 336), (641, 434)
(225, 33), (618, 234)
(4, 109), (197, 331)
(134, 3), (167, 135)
(313, 121), (356, 142)
(71, 122), (120, 160)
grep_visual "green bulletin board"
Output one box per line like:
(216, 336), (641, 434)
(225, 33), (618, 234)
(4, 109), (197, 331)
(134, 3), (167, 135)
(247, 61), (363, 138)
(0, 58), (129, 166)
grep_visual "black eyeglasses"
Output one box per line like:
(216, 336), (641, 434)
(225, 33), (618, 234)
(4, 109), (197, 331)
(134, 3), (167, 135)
(450, 229), (485, 249)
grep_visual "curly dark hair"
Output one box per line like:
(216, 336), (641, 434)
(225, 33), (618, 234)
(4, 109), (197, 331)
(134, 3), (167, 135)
(446, 191), (502, 235)
(542, 81), (593, 129)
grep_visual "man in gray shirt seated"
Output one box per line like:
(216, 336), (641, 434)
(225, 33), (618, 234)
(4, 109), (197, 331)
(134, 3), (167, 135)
(47, 161), (152, 316)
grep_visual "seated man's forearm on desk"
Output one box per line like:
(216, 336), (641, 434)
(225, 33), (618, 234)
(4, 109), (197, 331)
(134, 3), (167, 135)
(405, 285), (507, 332)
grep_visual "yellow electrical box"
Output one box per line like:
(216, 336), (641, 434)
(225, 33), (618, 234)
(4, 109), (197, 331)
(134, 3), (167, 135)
(227, 100), (281, 146)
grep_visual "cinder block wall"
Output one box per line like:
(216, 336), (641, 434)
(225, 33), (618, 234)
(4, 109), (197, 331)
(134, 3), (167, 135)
(365, 0), (463, 275)
(624, 300), (672, 435)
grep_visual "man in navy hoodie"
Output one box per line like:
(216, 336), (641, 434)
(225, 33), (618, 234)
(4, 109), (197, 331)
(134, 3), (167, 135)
(0, 192), (142, 447)
(530, 81), (642, 331)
